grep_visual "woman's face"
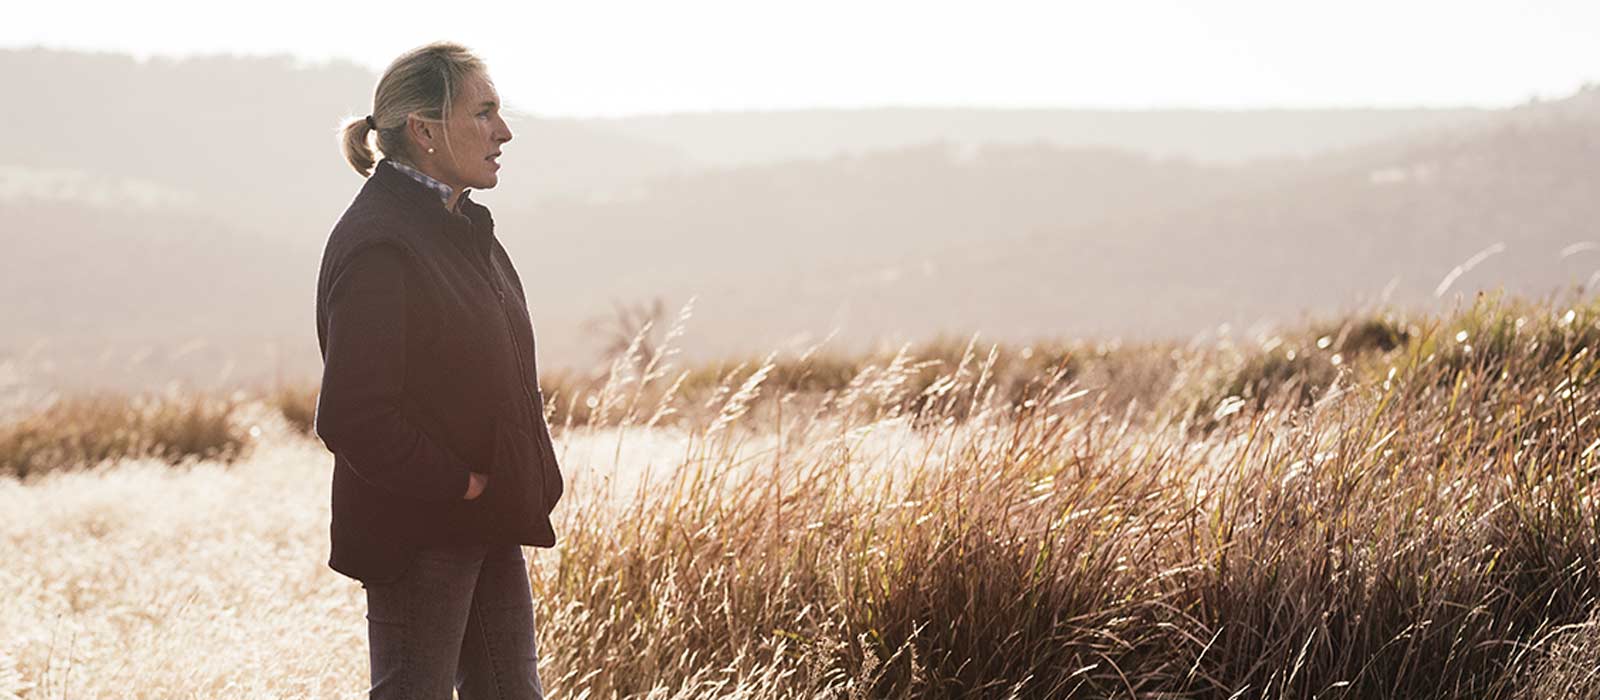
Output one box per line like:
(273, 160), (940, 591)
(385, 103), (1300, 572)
(416, 72), (513, 191)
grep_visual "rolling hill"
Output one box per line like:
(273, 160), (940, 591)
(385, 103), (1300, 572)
(3, 47), (1593, 394)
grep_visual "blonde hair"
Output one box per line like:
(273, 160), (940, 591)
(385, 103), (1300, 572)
(339, 41), (487, 177)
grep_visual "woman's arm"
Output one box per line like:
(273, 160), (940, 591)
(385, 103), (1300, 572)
(314, 244), (478, 502)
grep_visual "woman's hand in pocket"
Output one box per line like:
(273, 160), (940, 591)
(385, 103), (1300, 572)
(464, 471), (490, 500)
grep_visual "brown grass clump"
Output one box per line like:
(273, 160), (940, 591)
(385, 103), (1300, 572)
(536, 329), (1191, 433)
(1182, 311), (1413, 431)
(266, 382), (319, 436)
(9, 291), (1600, 699)
(525, 290), (1600, 697)
(0, 388), (248, 478)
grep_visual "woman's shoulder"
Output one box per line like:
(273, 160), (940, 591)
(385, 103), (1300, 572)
(320, 193), (430, 281)
(327, 179), (431, 246)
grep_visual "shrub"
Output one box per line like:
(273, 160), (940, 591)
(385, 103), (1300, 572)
(0, 389), (248, 478)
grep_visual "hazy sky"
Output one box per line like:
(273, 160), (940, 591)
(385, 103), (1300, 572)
(8, 0), (1599, 116)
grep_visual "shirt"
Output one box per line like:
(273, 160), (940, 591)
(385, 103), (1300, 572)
(386, 158), (470, 211)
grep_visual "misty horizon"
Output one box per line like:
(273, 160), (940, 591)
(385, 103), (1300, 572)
(4, 45), (1599, 402)
(8, 0), (1600, 116)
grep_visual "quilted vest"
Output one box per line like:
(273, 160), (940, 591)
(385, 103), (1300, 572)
(314, 158), (563, 583)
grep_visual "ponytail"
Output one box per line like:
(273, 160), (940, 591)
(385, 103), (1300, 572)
(340, 116), (377, 177)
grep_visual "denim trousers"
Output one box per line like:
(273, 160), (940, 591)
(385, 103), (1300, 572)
(363, 543), (545, 700)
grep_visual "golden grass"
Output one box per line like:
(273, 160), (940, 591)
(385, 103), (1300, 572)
(6, 290), (1600, 698)
(0, 388), (249, 479)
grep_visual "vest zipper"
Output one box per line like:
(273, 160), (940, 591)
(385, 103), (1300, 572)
(491, 277), (561, 514)
(491, 272), (541, 431)
(450, 221), (545, 463)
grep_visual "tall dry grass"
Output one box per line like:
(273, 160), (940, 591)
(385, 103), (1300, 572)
(526, 291), (1600, 698)
(5, 290), (1600, 698)
(0, 388), (249, 479)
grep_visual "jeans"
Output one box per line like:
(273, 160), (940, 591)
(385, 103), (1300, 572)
(363, 543), (546, 699)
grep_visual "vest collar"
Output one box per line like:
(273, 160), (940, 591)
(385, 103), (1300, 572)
(371, 157), (497, 263)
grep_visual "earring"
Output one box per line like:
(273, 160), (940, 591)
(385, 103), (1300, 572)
(427, 147), (435, 154)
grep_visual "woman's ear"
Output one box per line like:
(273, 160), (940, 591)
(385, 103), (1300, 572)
(405, 114), (436, 155)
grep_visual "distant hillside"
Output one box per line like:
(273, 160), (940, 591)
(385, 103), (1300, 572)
(0, 46), (1503, 241)
(5, 140), (1282, 392)
(509, 143), (1289, 304)
(694, 91), (1600, 350)
(4, 47), (1594, 394)
(1, 197), (322, 394)
(596, 106), (1496, 168)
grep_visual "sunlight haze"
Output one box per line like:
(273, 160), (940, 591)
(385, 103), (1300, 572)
(7, 0), (1599, 116)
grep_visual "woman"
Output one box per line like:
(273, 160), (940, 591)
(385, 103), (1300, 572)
(312, 41), (563, 700)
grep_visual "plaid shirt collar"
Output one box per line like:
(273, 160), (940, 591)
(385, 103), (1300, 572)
(385, 158), (470, 210)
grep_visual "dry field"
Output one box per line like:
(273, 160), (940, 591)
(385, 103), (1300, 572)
(6, 292), (1600, 699)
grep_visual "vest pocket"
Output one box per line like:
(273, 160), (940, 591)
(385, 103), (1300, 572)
(531, 402), (565, 513)
(489, 397), (547, 521)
